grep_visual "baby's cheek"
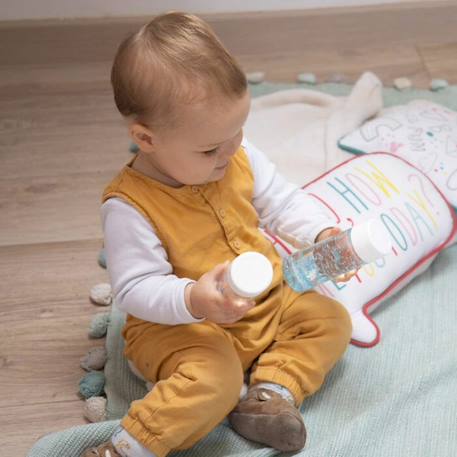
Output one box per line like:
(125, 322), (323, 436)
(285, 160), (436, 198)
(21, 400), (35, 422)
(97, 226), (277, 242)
(189, 164), (215, 184)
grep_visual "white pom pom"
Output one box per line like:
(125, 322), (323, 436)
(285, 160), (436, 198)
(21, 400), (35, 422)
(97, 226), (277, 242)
(83, 396), (107, 423)
(246, 71), (265, 84)
(296, 72), (317, 84)
(90, 283), (112, 306)
(393, 77), (412, 90)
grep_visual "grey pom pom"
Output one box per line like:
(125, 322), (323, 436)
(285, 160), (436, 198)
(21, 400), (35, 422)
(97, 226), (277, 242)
(327, 73), (347, 84)
(80, 346), (108, 371)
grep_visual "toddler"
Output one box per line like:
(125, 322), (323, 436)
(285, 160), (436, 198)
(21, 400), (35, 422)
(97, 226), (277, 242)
(83, 12), (352, 457)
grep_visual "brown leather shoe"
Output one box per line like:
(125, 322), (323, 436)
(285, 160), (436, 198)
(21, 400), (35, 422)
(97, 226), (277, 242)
(81, 441), (122, 457)
(229, 387), (306, 452)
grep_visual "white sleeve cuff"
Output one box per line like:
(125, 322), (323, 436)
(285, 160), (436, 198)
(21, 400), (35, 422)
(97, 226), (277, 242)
(178, 279), (206, 324)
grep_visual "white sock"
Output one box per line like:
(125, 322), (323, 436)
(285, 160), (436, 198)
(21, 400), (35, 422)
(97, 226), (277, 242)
(111, 426), (157, 457)
(252, 382), (295, 405)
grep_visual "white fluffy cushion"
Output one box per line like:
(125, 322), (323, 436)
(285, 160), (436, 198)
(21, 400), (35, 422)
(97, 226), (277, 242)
(338, 100), (457, 208)
(265, 153), (456, 347)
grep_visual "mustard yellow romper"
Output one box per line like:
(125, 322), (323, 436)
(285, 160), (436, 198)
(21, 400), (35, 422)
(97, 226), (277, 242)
(103, 147), (352, 457)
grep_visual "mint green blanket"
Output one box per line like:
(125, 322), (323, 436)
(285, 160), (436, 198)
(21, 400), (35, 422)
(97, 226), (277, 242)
(28, 84), (457, 457)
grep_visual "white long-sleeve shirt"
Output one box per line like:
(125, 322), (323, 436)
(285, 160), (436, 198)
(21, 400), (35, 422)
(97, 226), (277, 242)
(101, 139), (333, 325)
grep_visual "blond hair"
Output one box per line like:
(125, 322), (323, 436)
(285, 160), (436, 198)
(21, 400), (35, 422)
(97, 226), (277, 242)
(111, 12), (247, 129)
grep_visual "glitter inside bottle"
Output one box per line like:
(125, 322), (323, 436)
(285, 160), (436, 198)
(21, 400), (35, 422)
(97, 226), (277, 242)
(282, 219), (392, 293)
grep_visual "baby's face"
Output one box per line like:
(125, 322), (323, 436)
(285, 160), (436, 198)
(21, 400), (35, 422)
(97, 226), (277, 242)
(145, 91), (251, 187)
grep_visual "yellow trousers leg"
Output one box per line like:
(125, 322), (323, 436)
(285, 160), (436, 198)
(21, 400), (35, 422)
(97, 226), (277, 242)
(121, 322), (246, 457)
(121, 286), (351, 456)
(250, 288), (352, 405)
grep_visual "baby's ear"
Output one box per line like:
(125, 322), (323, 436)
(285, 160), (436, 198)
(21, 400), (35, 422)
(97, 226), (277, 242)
(129, 122), (155, 153)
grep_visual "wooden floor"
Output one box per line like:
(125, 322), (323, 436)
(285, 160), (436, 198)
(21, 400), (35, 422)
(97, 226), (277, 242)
(1, 2), (457, 455)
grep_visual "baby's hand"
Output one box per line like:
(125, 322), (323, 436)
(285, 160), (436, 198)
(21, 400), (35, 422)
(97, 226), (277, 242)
(315, 227), (358, 283)
(185, 262), (255, 324)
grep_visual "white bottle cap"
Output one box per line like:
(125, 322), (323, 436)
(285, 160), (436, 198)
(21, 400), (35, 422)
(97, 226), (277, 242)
(227, 251), (274, 298)
(350, 219), (393, 263)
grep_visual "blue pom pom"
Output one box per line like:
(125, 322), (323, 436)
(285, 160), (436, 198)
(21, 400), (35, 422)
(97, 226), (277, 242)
(98, 248), (107, 269)
(89, 312), (110, 338)
(430, 79), (449, 91)
(79, 371), (106, 399)
(129, 142), (140, 153)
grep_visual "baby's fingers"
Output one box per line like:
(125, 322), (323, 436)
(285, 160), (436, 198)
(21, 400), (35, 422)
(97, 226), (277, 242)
(335, 270), (357, 283)
(233, 297), (255, 312)
(226, 298), (255, 321)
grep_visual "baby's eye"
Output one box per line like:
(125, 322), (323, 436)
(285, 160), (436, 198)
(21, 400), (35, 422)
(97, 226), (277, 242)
(202, 148), (218, 156)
